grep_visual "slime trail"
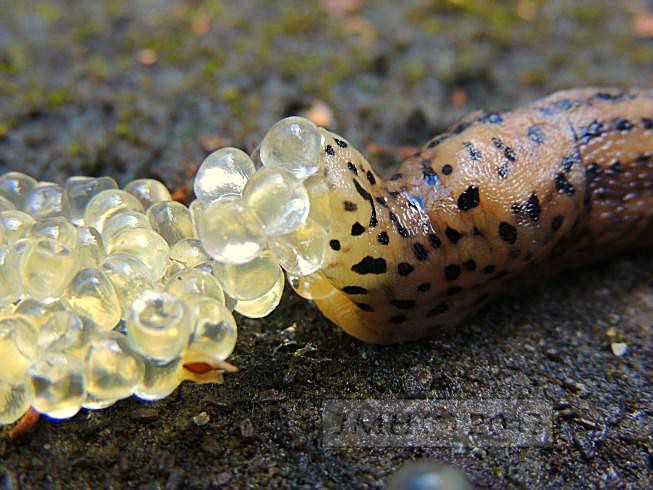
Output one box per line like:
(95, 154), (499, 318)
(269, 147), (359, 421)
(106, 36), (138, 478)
(311, 88), (653, 343)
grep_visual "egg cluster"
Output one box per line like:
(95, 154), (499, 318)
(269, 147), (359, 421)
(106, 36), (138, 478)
(0, 116), (336, 425)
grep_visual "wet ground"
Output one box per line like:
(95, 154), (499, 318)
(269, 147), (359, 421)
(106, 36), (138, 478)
(0, 1), (652, 488)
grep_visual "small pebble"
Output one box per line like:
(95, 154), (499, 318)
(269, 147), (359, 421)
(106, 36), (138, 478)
(610, 342), (628, 356)
(193, 411), (210, 426)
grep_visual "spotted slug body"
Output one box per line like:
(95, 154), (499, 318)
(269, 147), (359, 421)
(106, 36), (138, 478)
(311, 88), (653, 344)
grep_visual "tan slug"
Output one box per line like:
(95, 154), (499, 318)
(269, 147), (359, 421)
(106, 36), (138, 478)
(307, 88), (653, 344)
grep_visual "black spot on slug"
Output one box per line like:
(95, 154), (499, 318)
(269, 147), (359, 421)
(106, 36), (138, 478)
(389, 315), (407, 324)
(463, 259), (476, 271)
(524, 193), (541, 222)
(427, 303), (448, 316)
(343, 285), (368, 295)
(528, 125), (545, 144)
(555, 172), (576, 196)
(389, 212), (409, 238)
(353, 178), (378, 228)
(445, 227), (462, 244)
(377, 231), (389, 245)
(422, 163), (439, 185)
(413, 243), (429, 261)
(498, 163), (509, 179)
(551, 215), (564, 232)
(499, 222), (518, 244)
(428, 233), (442, 249)
(335, 138), (348, 148)
(444, 264), (461, 281)
(480, 112), (503, 124)
(398, 262), (414, 276)
(351, 256), (387, 275)
(611, 117), (633, 131)
(390, 299), (416, 310)
(417, 282), (431, 292)
(561, 150), (581, 172)
(355, 303), (374, 312)
(457, 185), (480, 211)
(375, 196), (388, 208)
(366, 170), (376, 185)
(347, 161), (358, 175)
(325, 145), (335, 156)
(351, 222), (365, 236)
(329, 239), (341, 251)
(463, 142), (481, 160)
(578, 120), (604, 143)
(343, 201), (357, 212)
(642, 118), (653, 130)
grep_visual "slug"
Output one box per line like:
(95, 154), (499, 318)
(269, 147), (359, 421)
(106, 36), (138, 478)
(307, 88), (653, 344)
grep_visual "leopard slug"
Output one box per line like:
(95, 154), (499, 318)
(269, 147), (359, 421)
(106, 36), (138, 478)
(309, 88), (653, 344)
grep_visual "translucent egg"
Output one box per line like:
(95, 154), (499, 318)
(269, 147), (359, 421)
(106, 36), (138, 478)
(77, 226), (106, 269)
(212, 251), (282, 300)
(84, 332), (145, 401)
(0, 171), (37, 208)
(0, 317), (38, 383)
(65, 176), (118, 225)
(234, 272), (284, 318)
(28, 352), (86, 419)
(19, 238), (78, 302)
(287, 271), (337, 300)
(83, 189), (144, 233)
(82, 393), (118, 410)
(304, 175), (332, 232)
(31, 216), (79, 250)
(23, 183), (69, 219)
(0, 377), (33, 425)
(0, 245), (21, 306)
(260, 116), (322, 180)
(124, 178), (172, 209)
(269, 218), (328, 276)
(133, 357), (182, 401)
(106, 227), (170, 280)
(101, 253), (154, 318)
(127, 290), (192, 362)
(0, 195), (16, 212)
(37, 311), (97, 359)
(14, 299), (67, 329)
(0, 210), (35, 244)
(198, 199), (265, 265)
(243, 167), (310, 236)
(188, 199), (204, 237)
(169, 238), (210, 269)
(186, 297), (237, 362)
(101, 210), (151, 244)
(194, 147), (256, 205)
(164, 268), (225, 304)
(64, 268), (121, 331)
(147, 201), (194, 245)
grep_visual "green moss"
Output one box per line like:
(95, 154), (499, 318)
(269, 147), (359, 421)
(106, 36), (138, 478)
(88, 56), (109, 80)
(405, 59), (428, 84)
(631, 46), (653, 65)
(36, 2), (61, 23)
(46, 89), (71, 108)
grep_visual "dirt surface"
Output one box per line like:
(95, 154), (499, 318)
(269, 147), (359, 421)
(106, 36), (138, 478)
(1, 1), (652, 488)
